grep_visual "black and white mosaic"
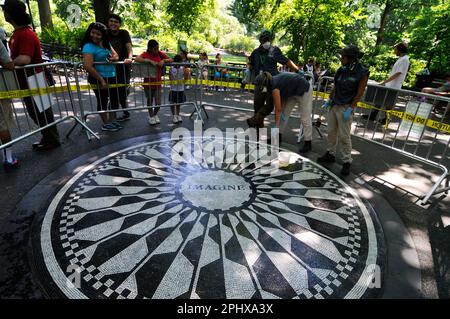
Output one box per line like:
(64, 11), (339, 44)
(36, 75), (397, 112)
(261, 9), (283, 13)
(38, 137), (381, 299)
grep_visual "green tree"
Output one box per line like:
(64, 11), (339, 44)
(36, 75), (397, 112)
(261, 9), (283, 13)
(409, 1), (450, 75)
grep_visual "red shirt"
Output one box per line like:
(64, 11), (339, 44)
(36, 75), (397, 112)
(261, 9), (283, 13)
(9, 26), (43, 86)
(139, 50), (169, 86)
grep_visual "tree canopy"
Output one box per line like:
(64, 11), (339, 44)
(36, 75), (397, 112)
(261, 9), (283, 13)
(21, 0), (450, 85)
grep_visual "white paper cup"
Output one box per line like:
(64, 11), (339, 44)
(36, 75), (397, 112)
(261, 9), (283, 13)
(278, 151), (291, 167)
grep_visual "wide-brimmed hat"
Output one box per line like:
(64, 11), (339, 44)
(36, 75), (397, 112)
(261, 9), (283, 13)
(338, 45), (364, 59)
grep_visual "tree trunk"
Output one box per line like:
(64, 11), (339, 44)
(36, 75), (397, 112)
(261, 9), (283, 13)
(93, 0), (111, 25)
(38, 0), (53, 29)
(375, 0), (393, 46)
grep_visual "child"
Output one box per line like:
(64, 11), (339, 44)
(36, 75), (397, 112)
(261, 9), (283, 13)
(169, 55), (188, 123)
(214, 53), (229, 91)
(180, 49), (192, 89)
(198, 52), (209, 81)
(135, 39), (173, 125)
(197, 52), (211, 90)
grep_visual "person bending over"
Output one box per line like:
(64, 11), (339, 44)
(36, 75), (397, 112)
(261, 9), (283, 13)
(246, 71), (314, 153)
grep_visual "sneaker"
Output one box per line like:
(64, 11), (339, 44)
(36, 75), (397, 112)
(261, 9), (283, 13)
(172, 115), (179, 124)
(148, 117), (156, 125)
(101, 123), (120, 132)
(154, 115), (160, 124)
(111, 122), (123, 129)
(3, 157), (19, 169)
(299, 141), (312, 154)
(32, 141), (61, 151)
(246, 116), (264, 128)
(177, 115), (183, 123)
(341, 162), (351, 176)
(116, 113), (130, 122)
(317, 151), (336, 163)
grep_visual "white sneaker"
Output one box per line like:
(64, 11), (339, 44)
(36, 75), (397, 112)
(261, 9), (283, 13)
(177, 115), (183, 123)
(172, 115), (178, 123)
(148, 117), (156, 125)
(154, 115), (160, 124)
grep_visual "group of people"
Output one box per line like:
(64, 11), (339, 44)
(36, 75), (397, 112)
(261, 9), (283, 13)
(0, 2), (448, 177)
(81, 16), (192, 130)
(1, 0), (62, 170)
(244, 29), (420, 176)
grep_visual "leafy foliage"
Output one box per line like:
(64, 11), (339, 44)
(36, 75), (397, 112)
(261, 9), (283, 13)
(36, 0), (450, 86)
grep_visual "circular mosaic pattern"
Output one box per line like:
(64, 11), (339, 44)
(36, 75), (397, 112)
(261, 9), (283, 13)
(38, 137), (381, 299)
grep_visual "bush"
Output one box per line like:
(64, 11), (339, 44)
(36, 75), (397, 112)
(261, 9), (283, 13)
(223, 34), (258, 54)
(156, 34), (178, 53)
(188, 38), (214, 54)
(40, 25), (86, 50)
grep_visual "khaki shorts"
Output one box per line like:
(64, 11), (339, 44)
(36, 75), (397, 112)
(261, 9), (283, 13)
(0, 99), (15, 131)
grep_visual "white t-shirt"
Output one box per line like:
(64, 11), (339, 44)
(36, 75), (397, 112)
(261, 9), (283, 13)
(385, 55), (410, 90)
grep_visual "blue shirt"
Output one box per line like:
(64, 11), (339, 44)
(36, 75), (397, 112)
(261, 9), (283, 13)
(82, 42), (116, 78)
(272, 73), (310, 98)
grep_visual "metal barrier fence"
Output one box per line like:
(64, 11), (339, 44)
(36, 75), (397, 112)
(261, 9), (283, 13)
(308, 76), (450, 203)
(0, 61), (98, 151)
(69, 61), (204, 140)
(196, 64), (251, 119)
(197, 63), (316, 138)
(194, 66), (449, 203)
(1, 60), (448, 203)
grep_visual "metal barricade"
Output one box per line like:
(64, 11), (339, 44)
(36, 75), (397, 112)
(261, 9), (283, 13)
(197, 64), (316, 140)
(313, 76), (450, 203)
(198, 64), (254, 116)
(69, 61), (204, 140)
(0, 61), (98, 151)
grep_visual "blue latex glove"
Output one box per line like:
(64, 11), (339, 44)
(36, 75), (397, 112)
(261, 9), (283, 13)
(280, 111), (286, 123)
(342, 107), (353, 122)
(321, 99), (331, 112)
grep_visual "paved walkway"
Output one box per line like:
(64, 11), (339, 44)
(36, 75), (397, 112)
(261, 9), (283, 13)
(0, 101), (448, 298)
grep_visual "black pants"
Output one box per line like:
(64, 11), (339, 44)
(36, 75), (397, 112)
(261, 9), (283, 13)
(116, 65), (131, 115)
(254, 94), (273, 121)
(23, 96), (60, 144)
(89, 77), (120, 112)
(364, 86), (399, 119)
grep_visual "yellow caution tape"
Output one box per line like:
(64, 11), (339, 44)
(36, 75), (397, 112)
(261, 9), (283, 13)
(313, 91), (450, 134)
(1, 78), (449, 133)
